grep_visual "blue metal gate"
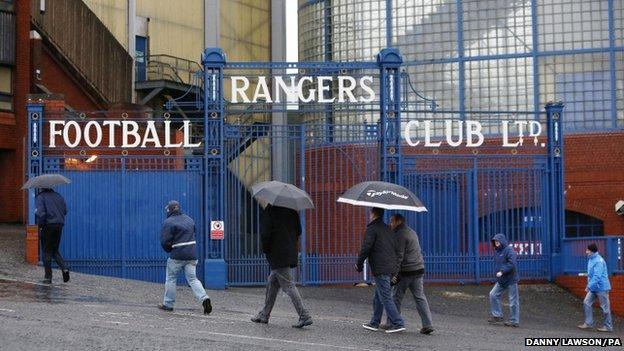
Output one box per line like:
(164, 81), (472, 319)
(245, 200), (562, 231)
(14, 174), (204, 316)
(26, 48), (565, 288)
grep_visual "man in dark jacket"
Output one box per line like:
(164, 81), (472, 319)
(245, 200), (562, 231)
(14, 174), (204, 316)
(35, 188), (70, 284)
(488, 233), (520, 327)
(383, 214), (433, 334)
(357, 207), (405, 333)
(251, 204), (312, 328)
(158, 200), (212, 314)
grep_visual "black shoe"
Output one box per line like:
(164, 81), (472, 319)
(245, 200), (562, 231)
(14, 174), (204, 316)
(158, 304), (173, 311)
(292, 316), (313, 328)
(362, 323), (379, 331)
(202, 298), (212, 315)
(488, 316), (504, 324)
(420, 326), (434, 335)
(503, 321), (519, 328)
(251, 316), (268, 324)
(379, 323), (391, 330)
(385, 325), (406, 333)
(41, 278), (52, 284)
(62, 270), (70, 283)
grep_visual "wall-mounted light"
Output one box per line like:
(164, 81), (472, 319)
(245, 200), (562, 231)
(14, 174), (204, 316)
(85, 155), (98, 163)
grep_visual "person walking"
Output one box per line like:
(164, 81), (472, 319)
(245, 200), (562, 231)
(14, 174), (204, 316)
(357, 207), (406, 333)
(158, 200), (212, 314)
(35, 188), (70, 284)
(577, 243), (613, 332)
(488, 233), (520, 327)
(382, 214), (434, 335)
(251, 204), (313, 328)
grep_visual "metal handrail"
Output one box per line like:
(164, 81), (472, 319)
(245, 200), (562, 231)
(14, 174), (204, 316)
(137, 54), (202, 86)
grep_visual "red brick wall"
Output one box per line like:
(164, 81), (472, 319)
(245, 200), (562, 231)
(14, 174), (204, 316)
(0, 0), (30, 223)
(36, 47), (100, 111)
(556, 275), (624, 316)
(564, 132), (624, 235)
(302, 132), (624, 243)
(0, 0), (109, 223)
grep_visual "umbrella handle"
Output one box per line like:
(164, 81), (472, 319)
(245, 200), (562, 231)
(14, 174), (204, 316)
(363, 259), (368, 282)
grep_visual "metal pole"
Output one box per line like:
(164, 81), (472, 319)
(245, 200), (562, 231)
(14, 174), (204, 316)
(299, 125), (307, 285)
(26, 103), (44, 225)
(202, 48), (227, 289)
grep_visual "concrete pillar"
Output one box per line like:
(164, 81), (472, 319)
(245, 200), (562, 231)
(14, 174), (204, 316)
(271, 0), (288, 182)
(204, 0), (220, 48)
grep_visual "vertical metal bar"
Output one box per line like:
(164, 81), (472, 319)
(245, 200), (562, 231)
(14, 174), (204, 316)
(120, 157), (126, 278)
(385, 0), (393, 47)
(531, 0), (540, 120)
(299, 125), (307, 285)
(608, 0), (617, 129)
(456, 0), (466, 121)
(472, 159), (480, 283)
(26, 103), (44, 225)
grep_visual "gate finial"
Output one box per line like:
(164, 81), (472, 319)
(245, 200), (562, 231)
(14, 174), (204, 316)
(377, 48), (403, 67)
(202, 48), (226, 65)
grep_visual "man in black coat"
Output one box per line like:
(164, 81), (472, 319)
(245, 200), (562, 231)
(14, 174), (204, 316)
(35, 188), (70, 284)
(251, 204), (313, 328)
(357, 207), (406, 333)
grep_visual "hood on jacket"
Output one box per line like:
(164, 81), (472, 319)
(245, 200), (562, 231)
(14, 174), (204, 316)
(491, 233), (509, 250)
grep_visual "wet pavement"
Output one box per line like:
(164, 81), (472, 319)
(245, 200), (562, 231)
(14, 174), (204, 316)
(0, 224), (622, 350)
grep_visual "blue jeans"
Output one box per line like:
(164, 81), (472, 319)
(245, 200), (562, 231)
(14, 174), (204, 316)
(370, 275), (404, 327)
(583, 291), (612, 331)
(489, 282), (520, 324)
(163, 258), (209, 308)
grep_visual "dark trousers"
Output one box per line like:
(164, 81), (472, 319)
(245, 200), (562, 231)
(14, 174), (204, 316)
(371, 274), (405, 327)
(389, 275), (433, 328)
(257, 267), (310, 320)
(40, 224), (67, 279)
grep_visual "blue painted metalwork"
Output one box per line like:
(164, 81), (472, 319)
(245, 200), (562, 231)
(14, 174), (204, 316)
(27, 102), (44, 226)
(531, 0), (540, 120)
(456, 0), (466, 121)
(29, 43), (569, 287)
(545, 102), (565, 279)
(562, 236), (624, 275)
(385, 0), (392, 47)
(202, 48), (227, 289)
(608, 0), (617, 129)
(377, 48), (403, 184)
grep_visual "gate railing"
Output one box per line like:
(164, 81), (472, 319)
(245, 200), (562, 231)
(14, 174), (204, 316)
(562, 236), (624, 275)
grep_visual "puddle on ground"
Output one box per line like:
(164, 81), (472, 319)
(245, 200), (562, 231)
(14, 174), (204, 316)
(441, 291), (486, 300)
(0, 278), (113, 304)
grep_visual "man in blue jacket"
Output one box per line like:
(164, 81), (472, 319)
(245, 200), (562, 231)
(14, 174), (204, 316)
(158, 200), (212, 314)
(488, 233), (520, 327)
(577, 243), (612, 332)
(35, 188), (70, 284)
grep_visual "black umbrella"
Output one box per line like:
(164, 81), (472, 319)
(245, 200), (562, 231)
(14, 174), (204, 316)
(337, 181), (427, 212)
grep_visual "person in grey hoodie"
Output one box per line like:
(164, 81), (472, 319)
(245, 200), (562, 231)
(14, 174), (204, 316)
(382, 214), (434, 335)
(158, 200), (212, 314)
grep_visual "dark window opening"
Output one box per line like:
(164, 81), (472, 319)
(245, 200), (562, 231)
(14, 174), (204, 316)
(565, 210), (604, 238)
(0, 65), (12, 111)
